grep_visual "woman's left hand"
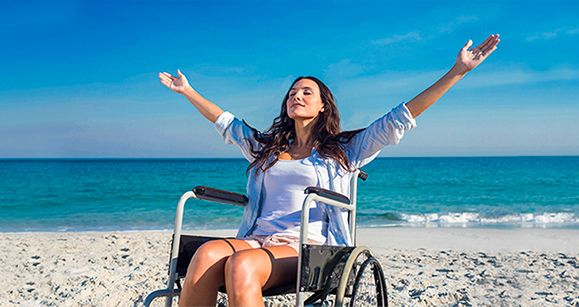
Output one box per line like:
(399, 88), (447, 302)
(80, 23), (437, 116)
(453, 34), (500, 75)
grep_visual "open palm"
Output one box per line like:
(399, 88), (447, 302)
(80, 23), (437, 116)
(455, 34), (500, 74)
(159, 70), (190, 94)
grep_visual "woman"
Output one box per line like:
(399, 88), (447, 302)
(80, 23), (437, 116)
(158, 34), (500, 307)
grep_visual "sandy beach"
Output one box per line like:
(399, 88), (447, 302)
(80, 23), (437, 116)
(1, 228), (577, 306)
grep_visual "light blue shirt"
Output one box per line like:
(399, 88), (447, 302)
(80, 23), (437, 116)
(214, 102), (417, 246)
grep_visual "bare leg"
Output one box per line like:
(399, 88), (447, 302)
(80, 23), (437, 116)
(224, 246), (298, 307)
(179, 239), (255, 307)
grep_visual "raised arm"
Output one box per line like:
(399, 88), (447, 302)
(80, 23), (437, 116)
(405, 34), (500, 118)
(159, 69), (262, 162)
(158, 69), (224, 123)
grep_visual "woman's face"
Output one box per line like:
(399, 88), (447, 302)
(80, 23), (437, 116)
(286, 78), (325, 120)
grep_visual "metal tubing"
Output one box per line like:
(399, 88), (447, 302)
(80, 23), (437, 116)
(143, 289), (180, 307)
(295, 194), (315, 307)
(335, 246), (371, 306)
(296, 171), (361, 306)
(350, 170), (360, 245)
(296, 193), (355, 307)
(164, 191), (197, 307)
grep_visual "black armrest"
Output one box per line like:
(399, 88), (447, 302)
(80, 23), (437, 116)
(358, 170), (368, 181)
(193, 186), (248, 207)
(304, 187), (350, 204)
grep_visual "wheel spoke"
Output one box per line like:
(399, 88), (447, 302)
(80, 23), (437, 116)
(348, 254), (388, 307)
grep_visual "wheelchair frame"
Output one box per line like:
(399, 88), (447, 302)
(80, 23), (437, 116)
(144, 169), (387, 307)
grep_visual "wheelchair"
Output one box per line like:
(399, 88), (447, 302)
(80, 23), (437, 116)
(143, 169), (388, 307)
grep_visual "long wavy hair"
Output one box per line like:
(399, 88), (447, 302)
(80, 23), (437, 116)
(245, 76), (364, 175)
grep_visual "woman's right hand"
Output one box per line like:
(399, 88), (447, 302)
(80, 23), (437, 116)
(158, 69), (191, 94)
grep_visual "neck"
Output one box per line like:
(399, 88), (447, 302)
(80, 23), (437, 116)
(293, 117), (317, 147)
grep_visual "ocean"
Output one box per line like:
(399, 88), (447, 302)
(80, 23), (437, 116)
(0, 157), (577, 232)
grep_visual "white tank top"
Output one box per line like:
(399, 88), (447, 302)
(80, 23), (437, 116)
(252, 157), (328, 243)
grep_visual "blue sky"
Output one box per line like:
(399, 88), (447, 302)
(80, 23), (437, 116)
(1, 1), (578, 158)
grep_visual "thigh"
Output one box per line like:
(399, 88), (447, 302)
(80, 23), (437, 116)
(222, 238), (258, 252)
(262, 245), (299, 290)
(190, 238), (257, 268)
(229, 245), (299, 290)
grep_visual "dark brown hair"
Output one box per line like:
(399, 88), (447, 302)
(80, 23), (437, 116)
(245, 76), (363, 175)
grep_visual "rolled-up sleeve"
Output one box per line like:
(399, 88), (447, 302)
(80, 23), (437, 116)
(346, 102), (417, 168)
(214, 111), (236, 136)
(213, 111), (262, 162)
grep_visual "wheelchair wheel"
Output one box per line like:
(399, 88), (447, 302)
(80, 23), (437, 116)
(335, 247), (388, 307)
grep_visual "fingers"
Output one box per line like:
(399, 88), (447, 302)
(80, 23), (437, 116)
(480, 34), (498, 51)
(159, 72), (175, 80)
(160, 79), (173, 88)
(476, 35), (494, 51)
(462, 39), (473, 50)
(158, 69), (188, 91)
(467, 34), (500, 59)
(158, 72), (176, 89)
(158, 72), (175, 83)
(480, 34), (500, 56)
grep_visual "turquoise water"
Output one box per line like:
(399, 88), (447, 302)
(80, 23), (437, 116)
(0, 157), (578, 231)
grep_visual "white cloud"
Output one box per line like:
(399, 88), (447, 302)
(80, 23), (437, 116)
(459, 67), (579, 89)
(370, 15), (477, 47)
(526, 26), (579, 41)
(526, 31), (559, 41)
(372, 32), (422, 46)
(323, 59), (365, 79)
(436, 15), (479, 33)
(331, 66), (579, 99)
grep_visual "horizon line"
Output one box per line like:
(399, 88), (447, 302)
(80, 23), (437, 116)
(1, 154), (578, 160)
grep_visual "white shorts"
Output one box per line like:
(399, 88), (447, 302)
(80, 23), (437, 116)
(243, 234), (324, 253)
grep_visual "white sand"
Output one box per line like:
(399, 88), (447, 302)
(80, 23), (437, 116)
(1, 228), (577, 306)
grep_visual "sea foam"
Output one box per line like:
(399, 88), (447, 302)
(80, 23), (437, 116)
(398, 212), (578, 227)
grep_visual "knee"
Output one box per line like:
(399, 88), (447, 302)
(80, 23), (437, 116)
(224, 252), (261, 293)
(187, 240), (230, 277)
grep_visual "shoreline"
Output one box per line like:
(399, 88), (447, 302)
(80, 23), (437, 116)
(2, 227), (578, 252)
(3, 219), (578, 234)
(1, 228), (577, 306)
